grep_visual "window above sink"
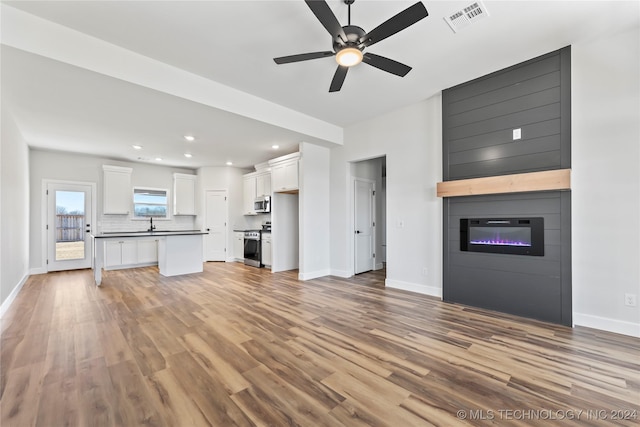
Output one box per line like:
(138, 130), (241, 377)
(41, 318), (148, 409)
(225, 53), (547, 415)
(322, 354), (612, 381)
(133, 187), (169, 219)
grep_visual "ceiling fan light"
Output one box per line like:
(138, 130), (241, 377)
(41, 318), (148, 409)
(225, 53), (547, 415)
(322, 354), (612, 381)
(336, 47), (363, 67)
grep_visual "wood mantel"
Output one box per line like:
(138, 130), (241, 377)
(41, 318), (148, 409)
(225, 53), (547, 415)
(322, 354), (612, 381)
(436, 169), (571, 198)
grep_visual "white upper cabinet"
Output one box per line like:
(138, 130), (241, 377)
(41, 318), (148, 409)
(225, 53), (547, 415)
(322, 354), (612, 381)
(103, 165), (132, 215)
(269, 153), (300, 193)
(173, 173), (196, 215)
(243, 174), (257, 215)
(256, 172), (271, 197)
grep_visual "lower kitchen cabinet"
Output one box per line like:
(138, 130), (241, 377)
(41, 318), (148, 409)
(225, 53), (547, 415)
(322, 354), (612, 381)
(261, 233), (272, 268)
(234, 232), (244, 261)
(137, 239), (159, 264)
(104, 238), (158, 270)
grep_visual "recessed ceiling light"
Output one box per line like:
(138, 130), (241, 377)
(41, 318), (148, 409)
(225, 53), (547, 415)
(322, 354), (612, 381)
(155, 157), (162, 161)
(132, 145), (143, 150)
(226, 161), (233, 166)
(184, 153), (193, 158)
(272, 145), (280, 149)
(184, 135), (195, 142)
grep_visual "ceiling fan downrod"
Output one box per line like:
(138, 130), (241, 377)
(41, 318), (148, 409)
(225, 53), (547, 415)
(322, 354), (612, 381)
(345, 0), (354, 26)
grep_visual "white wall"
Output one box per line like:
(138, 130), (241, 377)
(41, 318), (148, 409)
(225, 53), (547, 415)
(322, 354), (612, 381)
(299, 142), (330, 280)
(0, 112), (30, 313)
(29, 149), (195, 271)
(330, 96), (443, 296)
(572, 26), (640, 337)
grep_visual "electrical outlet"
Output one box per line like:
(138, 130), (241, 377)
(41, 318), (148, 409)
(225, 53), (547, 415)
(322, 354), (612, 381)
(513, 128), (522, 140)
(625, 294), (637, 307)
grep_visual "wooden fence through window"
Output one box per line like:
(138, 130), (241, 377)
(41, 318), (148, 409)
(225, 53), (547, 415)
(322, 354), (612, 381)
(56, 214), (84, 242)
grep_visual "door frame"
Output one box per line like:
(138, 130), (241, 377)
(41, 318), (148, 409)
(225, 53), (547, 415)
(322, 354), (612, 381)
(348, 156), (387, 278)
(42, 179), (97, 272)
(203, 188), (229, 262)
(352, 177), (376, 275)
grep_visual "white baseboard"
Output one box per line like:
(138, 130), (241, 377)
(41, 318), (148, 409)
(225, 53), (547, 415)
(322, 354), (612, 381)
(104, 262), (157, 271)
(385, 278), (442, 299)
(0, 273), (29, 318)
(573, 312), (640, 338)
(298, 269), (331, 281)
(29, 267), (47, 275)
(329, 269), (352, 278)
(375, 262), (384, 270)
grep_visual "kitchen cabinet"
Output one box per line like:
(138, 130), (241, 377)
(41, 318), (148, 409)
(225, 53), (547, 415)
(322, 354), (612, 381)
(103, 165), (132, 214)
(104, 240), (137, 268)
(92, 231), (206, 285)
(234, 232), (244, 261)
(173, 173), (196, 215)
(104, 241), (122, 268)
(256, 172), (271, 197)
(261, 233), (272, 267)
(158, 234), (204, 277)
(137, 239), (159, 264)
(104, 238), (158, 269)
(270, 153), (299, 193)
(243, 174), (257, 215)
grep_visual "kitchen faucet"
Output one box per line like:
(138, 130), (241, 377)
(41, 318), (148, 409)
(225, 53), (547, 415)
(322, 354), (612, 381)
(148, 217), (156, 232)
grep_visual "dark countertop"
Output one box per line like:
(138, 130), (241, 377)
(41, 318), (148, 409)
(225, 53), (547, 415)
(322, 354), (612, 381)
(91, 230), (207, 238)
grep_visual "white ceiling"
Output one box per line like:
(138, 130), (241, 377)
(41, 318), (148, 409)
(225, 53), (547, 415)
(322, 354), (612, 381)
(2, 0), (638, 169)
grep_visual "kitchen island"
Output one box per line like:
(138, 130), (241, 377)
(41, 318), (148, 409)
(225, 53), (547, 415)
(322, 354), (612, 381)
(90, 230), (208, 285)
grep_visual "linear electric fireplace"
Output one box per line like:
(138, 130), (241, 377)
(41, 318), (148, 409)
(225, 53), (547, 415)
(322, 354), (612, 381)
(460, 217), (544, 256)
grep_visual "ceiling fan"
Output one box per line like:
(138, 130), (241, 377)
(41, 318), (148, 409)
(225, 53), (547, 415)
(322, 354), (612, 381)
(274, 0), (429, 92)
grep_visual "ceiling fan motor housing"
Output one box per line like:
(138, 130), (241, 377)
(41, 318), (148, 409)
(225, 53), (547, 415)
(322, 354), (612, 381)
(333, 25), (366, 53)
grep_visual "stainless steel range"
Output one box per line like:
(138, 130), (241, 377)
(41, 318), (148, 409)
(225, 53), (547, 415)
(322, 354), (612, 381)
(243, 230), (262, 267)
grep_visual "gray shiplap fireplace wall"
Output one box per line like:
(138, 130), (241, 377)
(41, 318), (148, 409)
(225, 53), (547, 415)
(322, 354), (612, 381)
(442, 47), (572, 326)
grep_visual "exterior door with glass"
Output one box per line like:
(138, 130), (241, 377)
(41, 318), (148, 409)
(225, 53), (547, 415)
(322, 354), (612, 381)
(47, 182), (94, 271)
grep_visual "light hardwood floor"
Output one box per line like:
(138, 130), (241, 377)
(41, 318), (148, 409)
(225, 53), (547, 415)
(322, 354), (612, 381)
(1, 262), (638, 426)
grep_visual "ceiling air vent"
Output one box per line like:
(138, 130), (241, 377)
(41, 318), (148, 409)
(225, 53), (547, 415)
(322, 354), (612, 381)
(444, 1), (490, 33)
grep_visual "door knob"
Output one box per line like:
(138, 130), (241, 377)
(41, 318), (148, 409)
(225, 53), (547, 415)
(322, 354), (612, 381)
(355, 230), (361, 234)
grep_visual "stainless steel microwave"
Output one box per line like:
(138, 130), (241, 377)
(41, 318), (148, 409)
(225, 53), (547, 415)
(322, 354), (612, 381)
(254, 196), (271, 213)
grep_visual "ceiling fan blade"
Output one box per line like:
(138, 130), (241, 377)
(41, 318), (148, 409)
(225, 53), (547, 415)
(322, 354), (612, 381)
(359, 2), (428, 48)
(305, 0), (347, 44)
(274, 51), (335, 64)
(329, 65), (348, 92)
(362, 53), (412, 77)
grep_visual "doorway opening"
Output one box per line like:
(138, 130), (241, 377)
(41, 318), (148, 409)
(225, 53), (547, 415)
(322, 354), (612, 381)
(351, 156), (386, 278)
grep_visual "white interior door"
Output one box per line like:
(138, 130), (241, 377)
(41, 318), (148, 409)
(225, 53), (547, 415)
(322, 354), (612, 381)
(47, 182), (93, 271)
(354, 179), (375, 274)
(204, 190), (228, 261)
